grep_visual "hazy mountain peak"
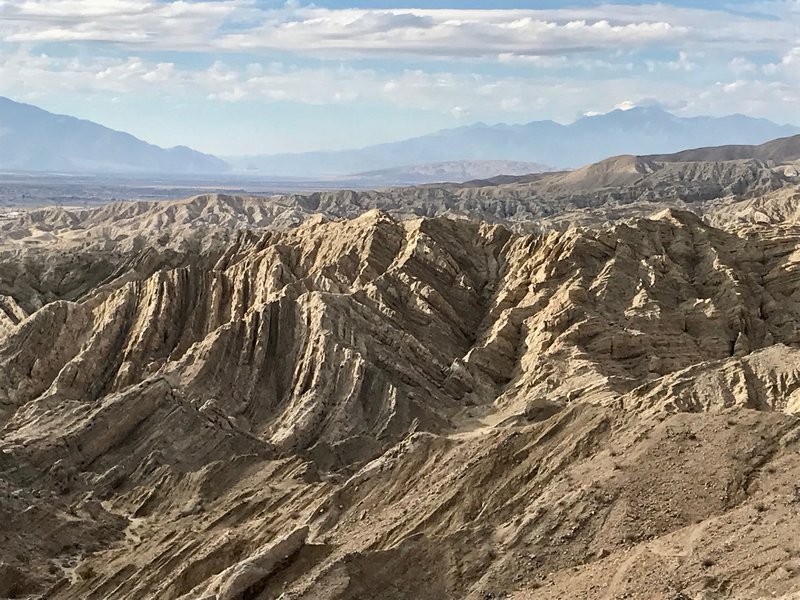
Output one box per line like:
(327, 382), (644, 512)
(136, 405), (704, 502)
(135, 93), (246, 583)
(0, 96), (228, 175)
(230, 107), (799, 177)
(2, 96), (798, 180)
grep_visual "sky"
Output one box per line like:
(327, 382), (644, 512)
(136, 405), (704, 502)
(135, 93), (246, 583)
(0, 0), (798, 155)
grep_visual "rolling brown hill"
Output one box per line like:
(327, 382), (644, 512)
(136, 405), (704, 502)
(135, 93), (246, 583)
(644, 134), (800, 163)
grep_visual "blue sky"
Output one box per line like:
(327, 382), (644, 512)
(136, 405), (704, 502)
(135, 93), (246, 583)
(0, 0), (798, 155)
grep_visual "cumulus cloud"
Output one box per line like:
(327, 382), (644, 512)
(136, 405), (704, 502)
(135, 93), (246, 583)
(763, 47), (800, 79)
(645, 51), (698, 73)
(0, 0), (242, 49)
(216, 12), (686, 58)
(614, 100), (638, 111)
(0, 1), (795, 58)
(2, 48), (795, 126)
(0, 1), (798, 136)
(730, 56), (758, 75)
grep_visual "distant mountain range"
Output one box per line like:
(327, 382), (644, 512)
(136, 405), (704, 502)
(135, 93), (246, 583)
(230, 106), (799, 176)
(1, 95), (798, 178)
(0, 97), (227, 175)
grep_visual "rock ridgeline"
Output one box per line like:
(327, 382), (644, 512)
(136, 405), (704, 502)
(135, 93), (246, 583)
(3, 152), (797, 245)
(1, 195), (800, 599)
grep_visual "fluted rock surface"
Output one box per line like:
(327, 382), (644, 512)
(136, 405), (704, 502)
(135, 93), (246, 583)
(2, 194), (800, 599)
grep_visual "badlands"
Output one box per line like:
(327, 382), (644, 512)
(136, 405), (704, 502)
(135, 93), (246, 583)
(1, 137), (800, 599)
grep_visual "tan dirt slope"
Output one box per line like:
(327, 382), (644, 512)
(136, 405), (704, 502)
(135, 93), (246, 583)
(1, 190), (800, 599)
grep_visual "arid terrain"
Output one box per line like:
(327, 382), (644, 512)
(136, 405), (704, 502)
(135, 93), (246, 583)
(1, 138), (800, 600)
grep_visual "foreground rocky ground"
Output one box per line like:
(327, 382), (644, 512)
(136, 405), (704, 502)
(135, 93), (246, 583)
(1, 149), (800, 599)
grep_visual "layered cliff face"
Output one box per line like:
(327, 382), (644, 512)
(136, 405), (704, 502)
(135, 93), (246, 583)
(2, 196), (800, 600)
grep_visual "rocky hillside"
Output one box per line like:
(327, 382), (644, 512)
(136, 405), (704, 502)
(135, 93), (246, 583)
(2, 179), (800, 599)
(645, 134), (800, 163)
(3, 146), (798, 248)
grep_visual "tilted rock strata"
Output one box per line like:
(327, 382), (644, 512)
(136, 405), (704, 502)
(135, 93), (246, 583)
(1, 206), (800, 599)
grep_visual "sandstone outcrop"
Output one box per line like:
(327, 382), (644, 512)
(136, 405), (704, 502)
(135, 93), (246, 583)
(2, 183), (800, 599)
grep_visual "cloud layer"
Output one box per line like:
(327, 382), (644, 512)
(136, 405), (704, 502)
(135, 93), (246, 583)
(1, 1), (797, 152)
(2, 2), (796, 56)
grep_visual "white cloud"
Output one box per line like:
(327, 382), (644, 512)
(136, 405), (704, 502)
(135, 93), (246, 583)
(729, 56), (758, 75)
(645, 51), (697, 73)
(0, 1), (798, 134)
(614, 100), (637, 111)
(2, 49), (795, 126)
(763, 47), (800, 79)
(500, 97), (522, 111)
(1, 0), (243, 49)
(216, 12), (687, 58)
(497, 53), (635, 72)
(0, 1), (795, 58)
(667, 51), (696, 71)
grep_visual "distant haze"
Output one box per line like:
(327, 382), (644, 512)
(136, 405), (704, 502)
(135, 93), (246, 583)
(2, 2), (798, 156)
(1, 96), (797, 180)
(228, 106), (798, 176)
(0, 97), (226, 175)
